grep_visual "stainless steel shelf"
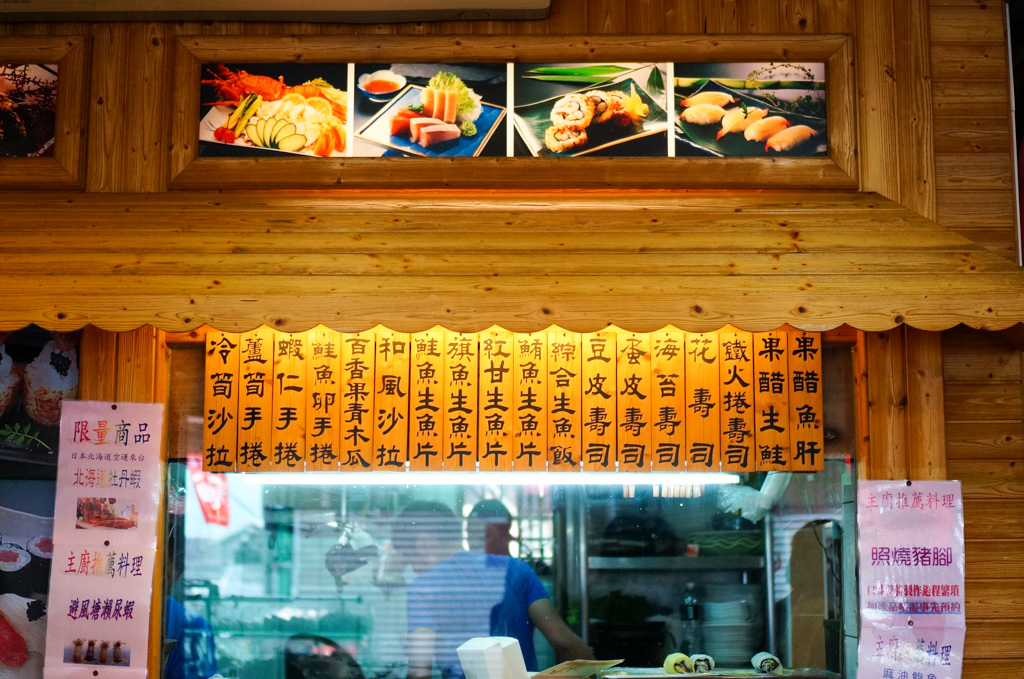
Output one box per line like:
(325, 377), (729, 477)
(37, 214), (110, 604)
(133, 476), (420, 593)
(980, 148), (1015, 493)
(587, 555), (764, 570)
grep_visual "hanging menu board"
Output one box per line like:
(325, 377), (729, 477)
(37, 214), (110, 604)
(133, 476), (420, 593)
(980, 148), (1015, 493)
(203, 325), (825, 474)
(45, 401), (163, 679)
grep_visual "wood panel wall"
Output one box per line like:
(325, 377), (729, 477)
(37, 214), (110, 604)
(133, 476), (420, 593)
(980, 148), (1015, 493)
(943, 328), (1024, 677)
(930, 0), (1020, 260)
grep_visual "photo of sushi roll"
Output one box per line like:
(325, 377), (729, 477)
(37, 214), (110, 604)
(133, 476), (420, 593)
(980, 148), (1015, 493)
(550, 93), (595, 128)
(545, 125), (588, 153)
(23, 537), (51, 596)
(514, 62), (669, 157)
(0, 334), (22, 418)
(0, 543), (31, 597)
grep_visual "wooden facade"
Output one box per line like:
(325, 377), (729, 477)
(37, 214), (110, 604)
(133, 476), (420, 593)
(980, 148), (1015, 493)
(2, 0), (1023, 675)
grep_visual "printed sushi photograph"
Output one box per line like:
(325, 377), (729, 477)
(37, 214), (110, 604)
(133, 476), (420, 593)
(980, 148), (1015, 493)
(352, 63), (507, 157)
(198, 63), (348, 158)
(513, 62), (669, 157)
(0, 64), (57, 159)
(674, 62), (827, 157)
(0, 505), (52, 679)
(0, 328), (78, 465)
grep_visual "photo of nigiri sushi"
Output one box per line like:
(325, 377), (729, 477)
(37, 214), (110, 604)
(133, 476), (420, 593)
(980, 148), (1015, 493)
(513, 62), (670, 157)
(353, 64), (507, 158)
(674, 61), (827, 158)
(0, 327), (68, 459)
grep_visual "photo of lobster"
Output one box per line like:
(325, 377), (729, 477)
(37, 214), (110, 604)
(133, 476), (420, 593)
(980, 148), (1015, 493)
(198, 63), (348, 158)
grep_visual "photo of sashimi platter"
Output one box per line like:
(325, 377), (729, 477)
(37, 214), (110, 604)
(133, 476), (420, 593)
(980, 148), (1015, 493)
(352, 63), (507, 158)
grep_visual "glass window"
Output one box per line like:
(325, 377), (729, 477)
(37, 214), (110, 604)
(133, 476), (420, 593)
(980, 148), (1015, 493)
(163, 343), (855, 679)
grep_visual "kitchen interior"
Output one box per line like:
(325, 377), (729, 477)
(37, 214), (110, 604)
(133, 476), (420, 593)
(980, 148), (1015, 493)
(163, 342), (857, 679)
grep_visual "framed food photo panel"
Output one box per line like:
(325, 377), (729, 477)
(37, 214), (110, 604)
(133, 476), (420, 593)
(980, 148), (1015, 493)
(169, 34), (856, 190)
(0, 37), (88, 188)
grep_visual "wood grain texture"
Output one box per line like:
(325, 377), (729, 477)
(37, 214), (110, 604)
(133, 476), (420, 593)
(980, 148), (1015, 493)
(961, 660), (1024, 678)
(893, 0), (937, 219)
(934, 153), (1015, 191)
(862, 329), (909, 480)
(965, 539), (1024, 579)
(949, 458), (1024, 498)
(856, 0), (900, 200)
(78, 324), (118, 401)
(115, 325), (161, 402)
(964, 500), (1024, 542)
(933, 116), (1014, 155)
(964, 577), (1024, 620)
(964, 621), (1024, 658)
(905, 326), (945, 478)
(944, 382), (1023, 421)
(946, 421), (1024, 460)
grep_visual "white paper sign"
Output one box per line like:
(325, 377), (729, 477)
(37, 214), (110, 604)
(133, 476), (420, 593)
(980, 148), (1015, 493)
(857, 480), (966, 679)
(51, 401), (163, 548)
(44, 401), (164, 679)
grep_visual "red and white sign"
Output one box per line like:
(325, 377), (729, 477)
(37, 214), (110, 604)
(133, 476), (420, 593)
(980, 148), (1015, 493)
(187, 453), (230, 526)
(857, 480), (966, 679)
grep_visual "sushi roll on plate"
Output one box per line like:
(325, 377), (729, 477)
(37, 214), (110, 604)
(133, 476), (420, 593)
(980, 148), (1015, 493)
(0, 545), (31, 597)
(550, 93), (595, 129)
(545, 126), (588, 154)
(24, 537), (52, 596)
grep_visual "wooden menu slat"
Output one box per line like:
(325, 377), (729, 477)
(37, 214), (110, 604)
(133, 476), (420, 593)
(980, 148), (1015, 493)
(237, 326), (273, 472)
(684, 331), (721, 472)
(753, 330), (791, 471)
(306, 325), (341, 472)
(651, 327), (686, 471)
(444, 328), (479, 471)
(582, 328), (617, 471)
(339, 330), (375, 470)
(203, 331), (239, 471)
(789, 331), (825, 471)
(547, 327), (582, 472)
(270, 330), (307, 470)
(514, 330), (548, 471)
(479, 326), (514, 471)
(617, 329), (652, 472)
(373, 326), (411, 471)
(719, 326), (756, 473)
(409, 327), (444, 470)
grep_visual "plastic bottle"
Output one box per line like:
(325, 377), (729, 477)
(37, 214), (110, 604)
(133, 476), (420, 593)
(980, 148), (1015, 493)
(680, 582), (703, 653)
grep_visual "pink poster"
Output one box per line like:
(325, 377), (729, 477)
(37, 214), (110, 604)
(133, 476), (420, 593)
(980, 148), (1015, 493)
(44, 401), (164, 679)
(857, 480), (965, 679)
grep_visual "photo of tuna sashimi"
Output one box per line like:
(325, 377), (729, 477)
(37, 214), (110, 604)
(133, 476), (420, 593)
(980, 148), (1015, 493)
(353, 64), (507, 158)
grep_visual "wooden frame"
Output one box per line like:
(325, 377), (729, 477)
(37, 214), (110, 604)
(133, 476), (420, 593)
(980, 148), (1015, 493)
(0, 36), (88, 188)
(169, 34), (857, 190)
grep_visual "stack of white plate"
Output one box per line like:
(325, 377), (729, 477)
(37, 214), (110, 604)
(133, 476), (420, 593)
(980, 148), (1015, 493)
(700, 622), (763, 667)
(700, 599), (763, 666)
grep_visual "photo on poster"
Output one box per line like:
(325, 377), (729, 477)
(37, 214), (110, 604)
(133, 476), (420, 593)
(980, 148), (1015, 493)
(0, 64), (57, 158)
(198, 63), (348, 158)
(352, 63), (507, 158)
(673, 62), (827, 157)
(0, 505), (52, 679)
(75, 498), (138, 531)
(513, 63), (669, 157)
(61, 639), (131, 665)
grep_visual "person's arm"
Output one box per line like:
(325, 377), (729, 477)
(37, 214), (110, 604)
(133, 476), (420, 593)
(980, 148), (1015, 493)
(407, 626), (437, 679)
(527, 598), (595, 662)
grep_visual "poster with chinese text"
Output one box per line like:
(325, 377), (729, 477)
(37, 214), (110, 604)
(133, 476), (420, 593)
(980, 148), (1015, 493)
(857, 480), (966, 679)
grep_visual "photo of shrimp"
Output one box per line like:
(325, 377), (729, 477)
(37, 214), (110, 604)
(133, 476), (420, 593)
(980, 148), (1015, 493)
(513, 63), (670, 157)
(674, 62), (826, 157)
(198, 63), (348, 158)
